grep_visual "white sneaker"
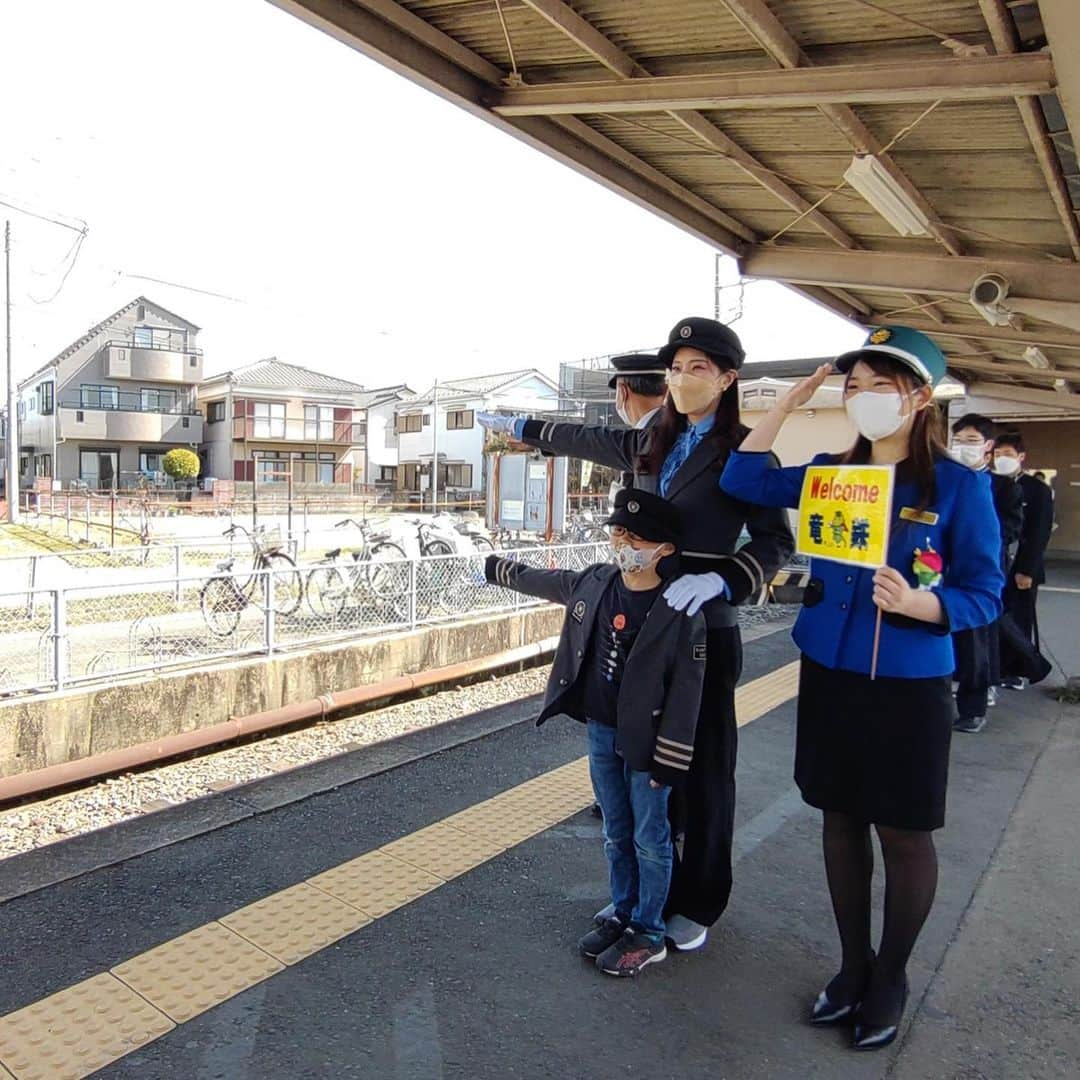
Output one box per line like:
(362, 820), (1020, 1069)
(987, 686), (998, 708)
(665, 914), (708, 952)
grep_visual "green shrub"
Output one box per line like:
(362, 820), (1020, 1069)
(162, 448), (200, 480)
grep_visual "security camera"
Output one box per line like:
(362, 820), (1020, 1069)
(969, 273), (1016, 327)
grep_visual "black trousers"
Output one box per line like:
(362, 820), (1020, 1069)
(1005, 580), (1039, 645)
(665, 626), (742, 927)
(954, 625), (991, 719)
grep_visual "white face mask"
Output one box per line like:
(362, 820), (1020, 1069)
(615, 397), (631, 426)
(844, 391), (909, 442)
(612, 542), (662, 574)
(993, 455), (1022, 477)
(950, 443), (987, 469)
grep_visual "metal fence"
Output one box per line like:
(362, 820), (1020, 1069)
(0, 543), (607, 698)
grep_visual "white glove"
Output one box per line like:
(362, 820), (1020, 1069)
(664, 572), (728, 616)
(477, 412), (520, 435)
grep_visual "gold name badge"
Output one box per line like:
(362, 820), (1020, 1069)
(899, 507), (939, 526)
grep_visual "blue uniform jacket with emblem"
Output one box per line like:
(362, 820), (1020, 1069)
(720, 451), (1004, 679)
(484, 555), (706, 786)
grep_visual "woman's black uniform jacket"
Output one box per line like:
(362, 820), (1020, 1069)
(519, 418), (795, 629)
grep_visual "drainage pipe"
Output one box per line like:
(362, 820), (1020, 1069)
(0, 636), (559, 803)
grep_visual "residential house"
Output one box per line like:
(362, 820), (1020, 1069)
(356, 384), (413, 489)
(12, 297), (203, 490)
(393, 369), (562, 500)
(198, 359), (369, 489)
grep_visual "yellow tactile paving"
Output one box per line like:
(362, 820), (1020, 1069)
(380, 820), (507, 881)
(308, 849), (444, 918)
(0, 658), (800, 1078)
(221, 882), (373, 966)
(111, 923), (283, 1024)
(735, 660), (800, 726)
(0, 972), (174, 1080)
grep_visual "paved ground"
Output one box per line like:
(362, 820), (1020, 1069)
(0, 578), (1076, 1079)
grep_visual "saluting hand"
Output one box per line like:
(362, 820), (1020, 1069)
(779, 363), (833, 414)
(872, 566), (915, 615)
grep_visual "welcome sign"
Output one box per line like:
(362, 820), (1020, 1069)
(796, 464), (895, 568)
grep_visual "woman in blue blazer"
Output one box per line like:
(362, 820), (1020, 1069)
(721, 326), (1003, 1051)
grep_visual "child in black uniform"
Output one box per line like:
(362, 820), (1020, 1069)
(484, 488), (706, 976)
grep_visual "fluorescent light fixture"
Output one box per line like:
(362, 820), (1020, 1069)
(843, 155), (930, 237)
(1023, 346), (1050, 369)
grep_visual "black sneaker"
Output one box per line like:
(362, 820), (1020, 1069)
(579, 916), (626, 959)
(1001, 677), (1028, 691)
(596, 927), (667, 976)
(953, 715), (987, 734)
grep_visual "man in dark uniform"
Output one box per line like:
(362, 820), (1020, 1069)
(995, 432), (1055, 688)
(948, 413), (1024, 733)
(607, 352), (667, 495)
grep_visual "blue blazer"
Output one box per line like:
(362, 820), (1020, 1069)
(721, 451), (1004, 679)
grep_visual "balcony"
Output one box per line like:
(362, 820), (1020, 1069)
(98, 339), (203, 384)
(232, 417), (366, 446)
(58, 393), (203, 443)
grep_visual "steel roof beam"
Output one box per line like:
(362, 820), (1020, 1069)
(979, 0), (1080, 260)
(741, 246), (1080, 303)
(722, 0), (962, 257)
(898, 318), (1080, 352)
(490, 53), (1055, 115)
(519, 0), (860, 253)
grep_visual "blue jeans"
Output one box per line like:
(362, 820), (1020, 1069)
(587, 720), (673, 937)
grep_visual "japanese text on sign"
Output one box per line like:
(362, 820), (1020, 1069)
(796, 464), (894, 568)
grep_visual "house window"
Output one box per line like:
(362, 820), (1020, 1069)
(378, 466), (397, 484)
(76, 410), (85, 423)
(141, 388), (177, 412)
(399, 413), (422, 434)
(79, 384), (119, 409)
(254, 450), (287, 483)
(304, 404), (334, 441)
(444, 463), (473, 488)
(19, 454), (29, 477)
(189, 356), (198, 367)
(37, 382), (54, 415)
(207, 401), (226, 423)
(139, 450), (164, 474)
(34, 454), (52, 478)
(134, 325), (185, 350)
(446, 410), (474, 431)
(253, 401), (285, 438)
(133, 326), (153, 348)
(182, 417), (190, 429)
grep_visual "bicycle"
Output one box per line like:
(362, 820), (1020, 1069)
(306, 518), (408, 618)
(199, 524), (304, 637)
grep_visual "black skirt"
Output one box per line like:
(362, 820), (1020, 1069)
(795, 655), (953, 831)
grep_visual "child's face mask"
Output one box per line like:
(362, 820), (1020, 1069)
(612, 541), (663, 574)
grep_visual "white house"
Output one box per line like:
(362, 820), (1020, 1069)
(357, 384), (413, 488)
(393, 369), (562, 500)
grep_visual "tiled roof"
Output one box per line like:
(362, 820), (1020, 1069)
(210, 358), (368, 395)
(405, 368), (558, 406)
(355, 383), (414, 408)
(19, 296), (199, 387)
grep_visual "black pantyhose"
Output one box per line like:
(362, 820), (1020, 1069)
(821, 812), (938, 1023)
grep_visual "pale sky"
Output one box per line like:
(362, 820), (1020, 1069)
(1, 0), (865, 398)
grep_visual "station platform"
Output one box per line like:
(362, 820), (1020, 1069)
(0, 579), (1077, 1079)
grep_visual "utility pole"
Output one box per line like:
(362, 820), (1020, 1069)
(430, 379), (439, 514)
(5, 221), (18, 524)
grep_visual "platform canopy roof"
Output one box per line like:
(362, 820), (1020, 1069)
(270, 0), (1080, 410)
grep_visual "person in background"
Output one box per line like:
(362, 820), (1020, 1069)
(483, 488), (705, 976)
(994, 432), (1054, 689)
(478, 317), (794, 954)
(948, 414), (1024, 733)
(721, 326), (1003, 1051)
(608, 352), (668, 497)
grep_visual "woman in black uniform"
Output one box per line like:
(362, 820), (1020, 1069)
(479, 317), (794, 951)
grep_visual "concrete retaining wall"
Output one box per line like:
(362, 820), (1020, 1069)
(0, 607), (563, 779)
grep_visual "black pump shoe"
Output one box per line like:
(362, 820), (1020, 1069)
(809, 954), (875, 1026)
(852, 978), (908, 1051)
(809, 990), (859, 1026)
